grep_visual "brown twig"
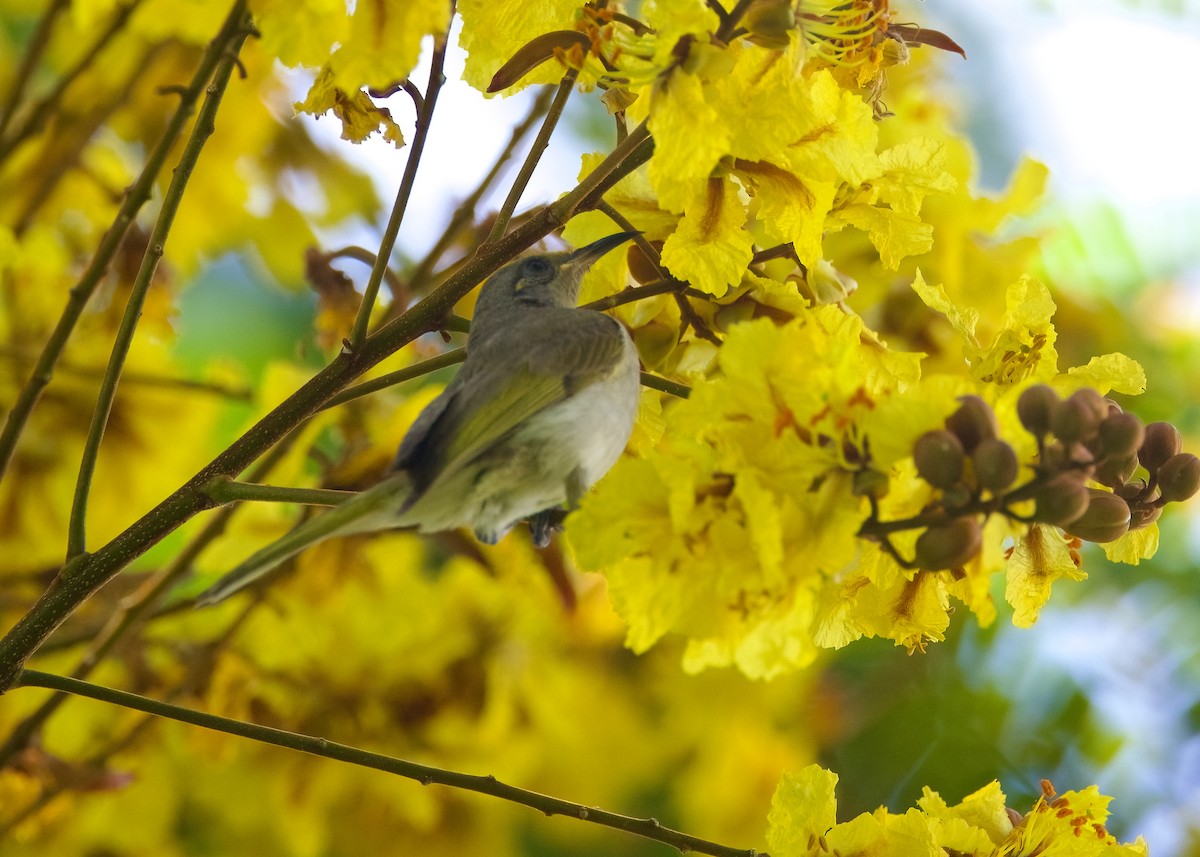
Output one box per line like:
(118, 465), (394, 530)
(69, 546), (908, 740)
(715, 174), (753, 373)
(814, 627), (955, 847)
(15, 670), (766, 857)
(486, 68), (579, 244)
(0, 0), (71, 147)
(347, 25), (451, 350)
(0, 1), (140, 162)
(401, 85), (556, 300)
(66, 7), (256, 558)
(0, 1), (248, 483)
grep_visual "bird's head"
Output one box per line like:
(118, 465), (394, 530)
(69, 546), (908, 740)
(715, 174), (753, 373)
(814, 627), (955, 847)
(475, 231), (639, 316)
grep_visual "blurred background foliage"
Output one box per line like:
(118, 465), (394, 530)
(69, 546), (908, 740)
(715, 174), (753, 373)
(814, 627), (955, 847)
(0, 0), (1198, 854)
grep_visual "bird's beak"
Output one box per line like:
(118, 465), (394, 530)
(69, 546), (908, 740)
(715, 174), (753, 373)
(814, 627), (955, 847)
(561, 230), (640, 275)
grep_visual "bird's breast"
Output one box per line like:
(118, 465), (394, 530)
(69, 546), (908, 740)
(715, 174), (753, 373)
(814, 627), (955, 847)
(515, 339), (640, 490)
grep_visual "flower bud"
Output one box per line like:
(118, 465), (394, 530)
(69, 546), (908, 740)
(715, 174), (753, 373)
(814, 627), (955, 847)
(1094, 453), (1138, 490)
(1139, 422), (1182, 472)
(600, 86), (638, 114)
(1064, 488), (1131, 543)
(1116, 479), (1147, 501)
(1072, 387), (1109, 423)
(913, 430), (965, 489)
(972, 438), (1018, 493)
(941, 483), (973, 510)
(1051, 390), (1104, 444)
(713, 300), (756, 332)
(1017, 384), (1059, 437)
(914, 517), (983, 571)
(626, 241), (664, 285)
(1128, 503), (1162, 531)
(1032, 473), (1090, 527)
(1157, 452), (1200, 503)
(852, 469), (889, 499)
(805, 260), (857, 306)
(743, 0), (797, 49)
(632, 322), (678, 370)
(1097, 412), (1145, 459)
(945, 395), (997, 453)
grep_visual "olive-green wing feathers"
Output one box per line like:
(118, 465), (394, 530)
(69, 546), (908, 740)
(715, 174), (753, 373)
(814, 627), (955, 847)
(399, 311), (630, 486)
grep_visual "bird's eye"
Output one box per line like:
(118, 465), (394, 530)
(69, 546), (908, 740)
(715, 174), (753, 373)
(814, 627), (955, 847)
(523, 257), (552, 277)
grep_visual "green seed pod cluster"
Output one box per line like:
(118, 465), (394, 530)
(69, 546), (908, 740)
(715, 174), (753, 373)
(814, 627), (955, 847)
(972, 437), (1019, 493)
(1156, 452), (1200, 503)
(1050, 388), (1106, 444)
(1138, 422), (1181, 471)
(913, 430), (964, 489)
(1016, 384), (1058, 438)
(1031, 472), (1090, 527)
(912, 397), (1017, 501)
(1098, 412), (1145, 459)
(1013, 387), (1198, 542)
(1121, 424), (1199, 523)
(945, 395), (998, 453)
(894, 387), (1197, 565)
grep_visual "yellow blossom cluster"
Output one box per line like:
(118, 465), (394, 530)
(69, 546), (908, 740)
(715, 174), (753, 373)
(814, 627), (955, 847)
(767, 766), (1146, 857)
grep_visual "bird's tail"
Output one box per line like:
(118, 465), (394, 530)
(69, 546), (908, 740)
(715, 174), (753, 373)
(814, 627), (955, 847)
(196, 471), (414, 606)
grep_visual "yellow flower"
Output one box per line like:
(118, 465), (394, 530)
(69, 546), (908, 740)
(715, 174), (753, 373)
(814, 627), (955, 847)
(767, 768), (1146, 857)
(799, 0), (894, 68)
(571, 311), (968, 675)
(294, 68), (405, 148)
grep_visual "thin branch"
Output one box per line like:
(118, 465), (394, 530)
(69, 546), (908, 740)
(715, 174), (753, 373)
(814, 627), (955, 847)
(0, 428), (297, 770)
(593, 195), (717, 344)
(367, 80), (409, 100)
(402, 85), (555, 299)
(0, 0), (140, 162)
(675, 292), (722, 345)
(486, 68), (579, 243)
(12, 41), (163, 235)
(751, 243), (801, 266)
(325, 246), (407, 308)
(715, 0), (756, 41)
(204, 478), (354, 508)
(640, 373), (691, 399)
(593, 198), (663, 276)
(15, 671), (765, 857)
(1, 600), (261, 834)
(321, 347), (466, 410)
(0, 349), (253, 400)
(582, 278), (681, 312)
(0, 0), (250, 484)
(347, 26), (451, 350)
(0, 96), (655, 694)
(551, 120), (652, 223)
(66, 6), (255, 559)
(705, 0), (731, 28)
(597, 195), (723, 345)
(400, 79), (424, 113)
(0, 0), (70, 146)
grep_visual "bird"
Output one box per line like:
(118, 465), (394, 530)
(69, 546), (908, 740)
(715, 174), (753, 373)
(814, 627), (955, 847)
(198, 231), (641, 605)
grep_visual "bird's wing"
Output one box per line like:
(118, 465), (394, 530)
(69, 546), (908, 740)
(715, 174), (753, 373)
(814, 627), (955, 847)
(434, 311), (632, 478)
(390, 371), (465, 471)
(196, 471), (414, 606)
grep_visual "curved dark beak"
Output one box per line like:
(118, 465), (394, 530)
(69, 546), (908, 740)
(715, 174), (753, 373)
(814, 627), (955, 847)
(562, 230), (640, 274)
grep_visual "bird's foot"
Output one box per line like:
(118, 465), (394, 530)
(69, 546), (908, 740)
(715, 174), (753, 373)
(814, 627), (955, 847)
(528, 509), (568, 549)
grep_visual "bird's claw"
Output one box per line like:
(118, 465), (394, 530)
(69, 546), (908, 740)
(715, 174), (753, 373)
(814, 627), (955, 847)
(528, 509), (567, 549)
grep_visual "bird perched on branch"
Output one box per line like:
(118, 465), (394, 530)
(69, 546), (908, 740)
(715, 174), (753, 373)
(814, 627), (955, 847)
(199, 232), (641, 605)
